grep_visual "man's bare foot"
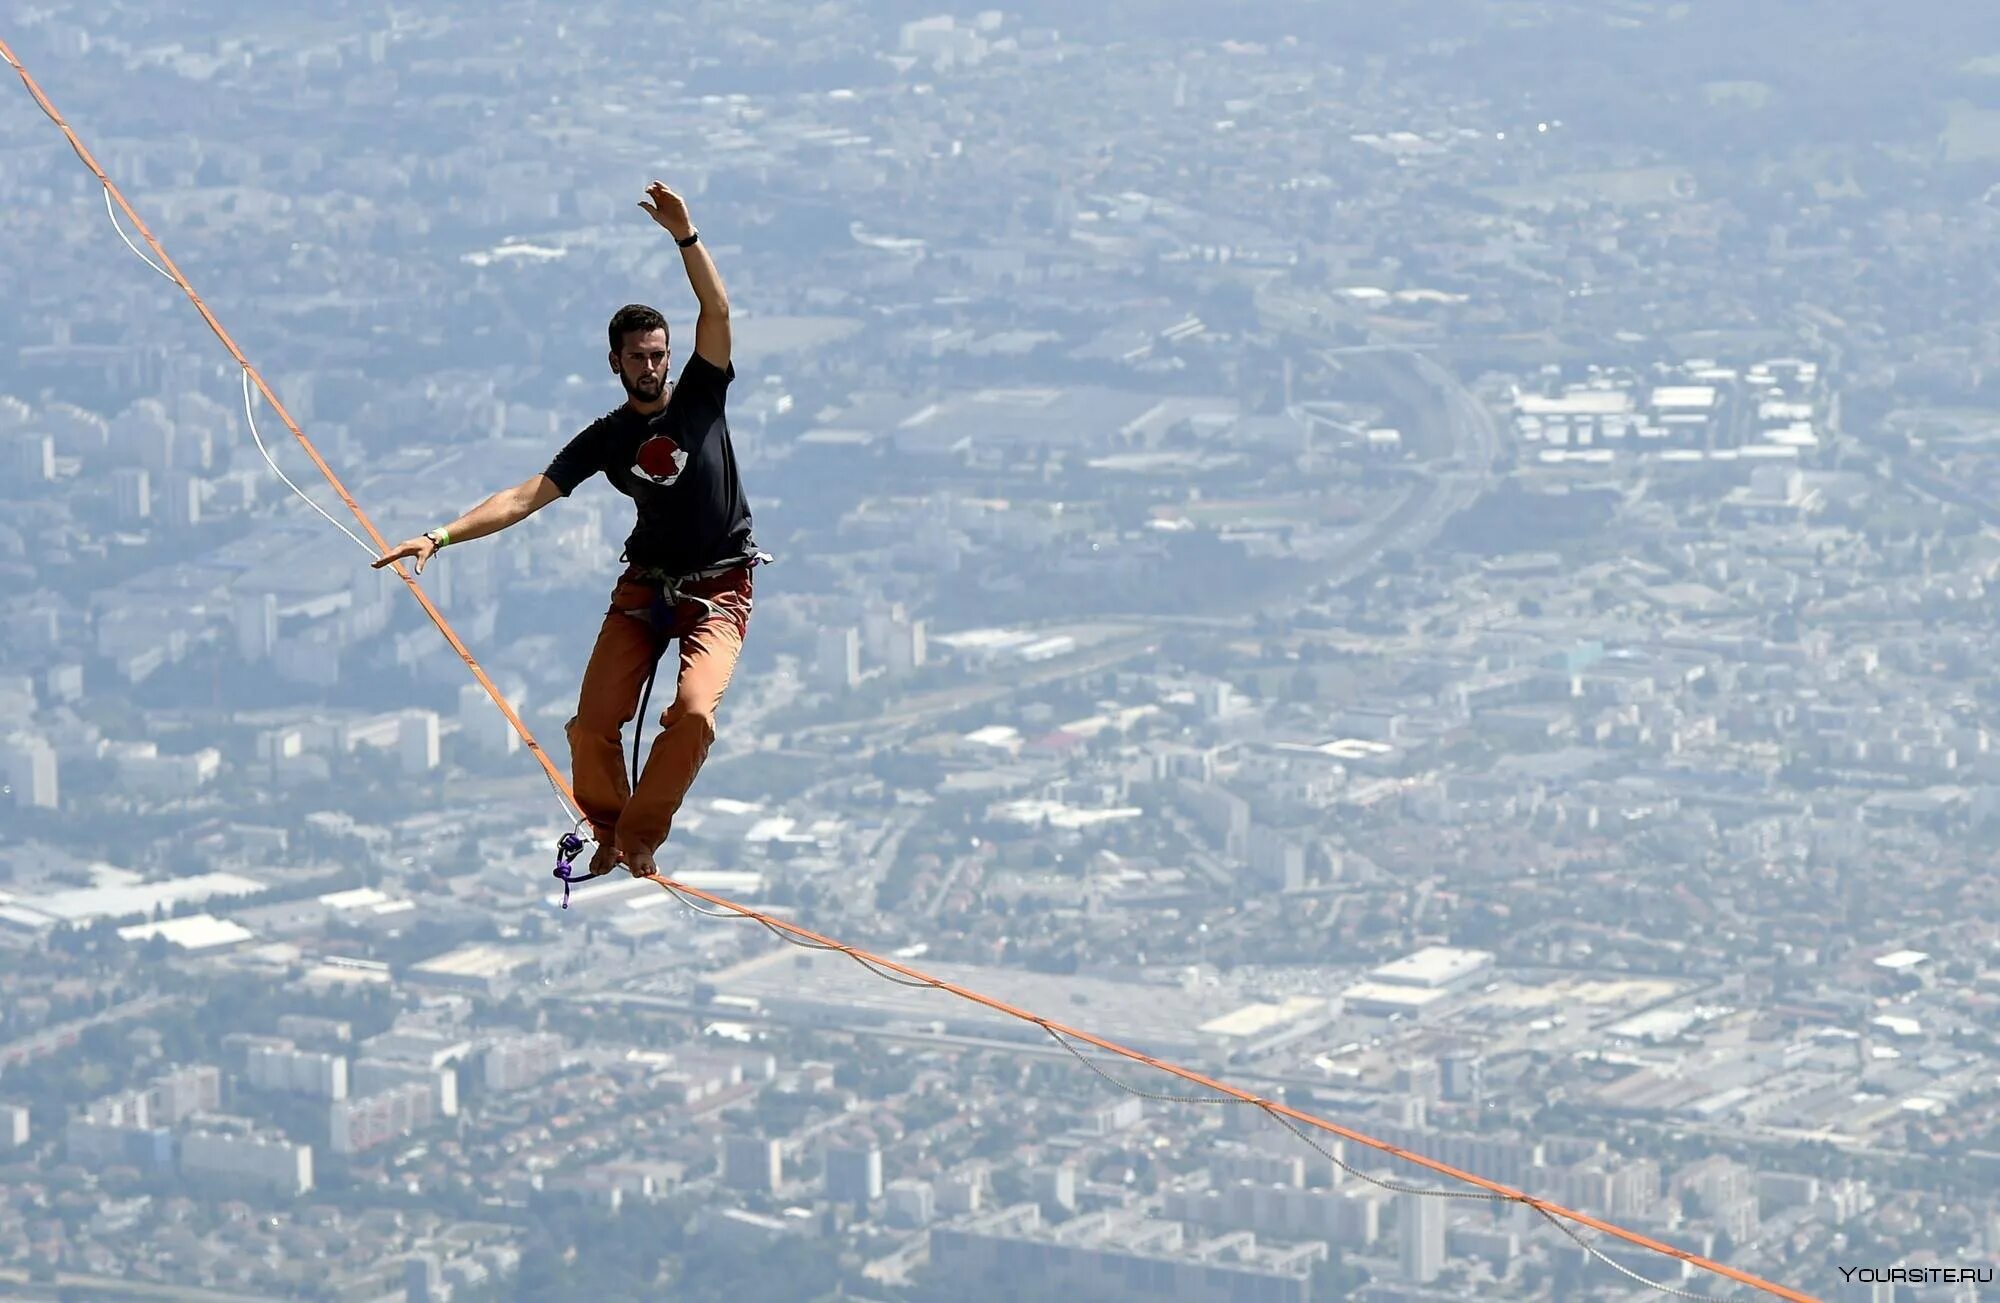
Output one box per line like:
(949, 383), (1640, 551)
(621, 846), (658, 878)
(586, 841), (624, 878)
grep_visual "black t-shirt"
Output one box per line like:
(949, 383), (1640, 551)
(543, 353), (755, 575)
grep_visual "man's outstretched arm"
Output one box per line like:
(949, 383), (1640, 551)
(372, 474), (561, 574)
(638, 180), (730, 371)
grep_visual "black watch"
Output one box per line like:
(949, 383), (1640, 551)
(675, 229), (701, 248)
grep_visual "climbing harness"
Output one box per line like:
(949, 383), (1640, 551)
(621, 552), (771, 792)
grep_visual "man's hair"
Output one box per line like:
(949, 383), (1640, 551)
(608, 304), (668, 353)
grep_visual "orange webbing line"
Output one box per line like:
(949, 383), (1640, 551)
(6, 39), (1815, 1303)
(2, 35), (576, 819)
(636, 876), (1820, 1303)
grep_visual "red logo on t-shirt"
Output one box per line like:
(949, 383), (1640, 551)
(634, 435), (688, 486)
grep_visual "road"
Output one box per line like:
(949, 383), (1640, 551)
(1799, 309), (2000, 531)
(788, 627), (1161, 746)
(788, 320), (1502, 747)
(728, 290), (1509, 919)
(0, 1266), (276, 1302)
(0, 994), (182, 1076)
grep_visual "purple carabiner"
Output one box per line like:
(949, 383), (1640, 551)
(552, 830), (587, 909)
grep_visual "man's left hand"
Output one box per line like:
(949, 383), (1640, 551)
(638, 181), (693, 240)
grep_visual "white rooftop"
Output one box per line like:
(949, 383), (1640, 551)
(28, 872), (265, 926)
(932, 627), (1035, 651)
(1340, 981), (1452, 1012)
(1197, 996), (1331, 1041)
(320, 886), (392, 909)
(993, 799), (1143, 830)
(1607, 1007), (1702, 1042)
(1651, 385), (1718, 409)
(1517, 390), (1634, 418)
(1870, 1015), (1923, 1038)
(1294, 738), (1395, 760)
(1368, 945), (1496, 990)
(411, 944), (539, 979)
(117, 913), (253, 951)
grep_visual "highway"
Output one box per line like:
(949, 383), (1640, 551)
(1148, 301), (1502, 619)
(789, 626), (1162, 746)
(0, 1266), (277, 1302)
(786, 305), (1503, 744)
(0, 994), (182, 1076)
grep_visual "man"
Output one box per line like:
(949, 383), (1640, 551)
(374, 181), (759, 881)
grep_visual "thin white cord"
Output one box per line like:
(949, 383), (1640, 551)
(95, 174), (373, 562)
(241, 369), (583, 826)
(240, 370), (377, 559)
(40, 39), (590, 860)
(1538, 1210), (1729, 1303)
(104, 187), (177, 283)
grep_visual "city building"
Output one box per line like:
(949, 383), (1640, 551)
(181, 1129), (313, 1196)
(4, 734), (58, 809)
(723, 1135), (783, 1193)
(353, 1059), (458, 1118)
(247, 1044), (348, 1100)
(1398, 1192), (1445, 1284)
(825, 1144), (884, 1205)
(814, 625), (861, 691)
(932, 1204), (1325, 1303)
(482, 1033), (563, 1093)
(399, 710), (441, 775)
(147, 1064), (222, 1123)
(329, 1083), (435, 1155)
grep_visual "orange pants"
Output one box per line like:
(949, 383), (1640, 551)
(565, 565), (752, 859)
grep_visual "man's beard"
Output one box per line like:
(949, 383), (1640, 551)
(622, 373), (664, 401)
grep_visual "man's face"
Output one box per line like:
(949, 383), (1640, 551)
(612, 328), (670, 402)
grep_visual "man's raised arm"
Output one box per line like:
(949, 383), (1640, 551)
(372, 474), (561, 575)
(638, 180), (731, 371)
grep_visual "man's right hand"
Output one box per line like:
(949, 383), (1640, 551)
(638, 181), (694, 241)
(372, 535), (438, 575)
